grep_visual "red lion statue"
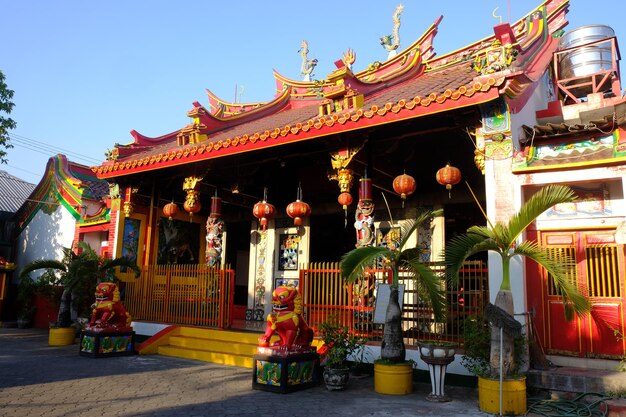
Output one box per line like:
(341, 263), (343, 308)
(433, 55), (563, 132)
(86, 283), (132, 332)
(258, 286), (314, 351)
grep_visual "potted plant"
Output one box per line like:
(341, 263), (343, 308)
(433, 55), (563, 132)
(445, 184), (590, 415)
(341, 208), (446, 395)
(318, 317), (365, 390)
(19, 241), (140, 346)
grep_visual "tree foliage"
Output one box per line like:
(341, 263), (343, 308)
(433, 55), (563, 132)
(0, 70), (16, 164)
(20, 241), (140, 327)
(446, 184), (590, 377)
(341, 208), (445, 362)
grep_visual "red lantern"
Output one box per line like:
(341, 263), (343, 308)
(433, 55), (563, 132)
(392, 173), (416, 207)
(337, 192), (353, 227)
(436, 163), (462, 198)
(253, 201), (276, 230)
(286, 200), (311, 226)
(163, 201), (179, 220)
(337, 192), (353, 209)
(286, 185), (311, 227)
(183, 200), (201, 220)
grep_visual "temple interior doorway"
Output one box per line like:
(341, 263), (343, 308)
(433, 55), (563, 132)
(309, 213), (357, 263)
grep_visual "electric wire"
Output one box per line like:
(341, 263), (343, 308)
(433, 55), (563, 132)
(9, 132), (102, 163)
(9, 135), (101, 165)
(8, 132), (102, 165)
(6, 163), (41, 179)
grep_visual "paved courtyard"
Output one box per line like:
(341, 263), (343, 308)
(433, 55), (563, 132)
(0, 328), (496, 417)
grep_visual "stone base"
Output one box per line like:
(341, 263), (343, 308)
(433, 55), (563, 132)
(252, 351), (319, 394)
(79, 330), (135, 358)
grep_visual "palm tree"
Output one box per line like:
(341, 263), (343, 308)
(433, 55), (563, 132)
(445, 184), (590, 376)
(341, 208), (446, 362)
(19, 241), (140, 328)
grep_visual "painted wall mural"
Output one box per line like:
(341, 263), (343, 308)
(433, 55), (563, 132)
(121, 218), (140, 269)
(278, 234), (299, 271)
(545, 185), (611, 218)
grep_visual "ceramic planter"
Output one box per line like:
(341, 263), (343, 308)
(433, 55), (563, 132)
(417, 341), (457, 402)
(323, 366), (350, 390)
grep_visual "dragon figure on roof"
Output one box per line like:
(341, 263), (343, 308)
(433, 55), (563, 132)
(380, 4), (404, 60)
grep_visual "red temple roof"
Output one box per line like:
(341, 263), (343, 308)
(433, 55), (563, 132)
(93, 0), (569, 179)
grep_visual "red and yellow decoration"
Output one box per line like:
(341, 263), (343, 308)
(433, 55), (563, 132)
(253, 188), (276, 231)
(123, 186), (137, 217)
(329, 145), (364, 223)
(183, 176), (203, 219)
(258, 286), (314, 352)
(393, 172), (416, 207)
(436, 163), (462, 198)
(286, 185), (311, 227)
(86, 283), (132, 333)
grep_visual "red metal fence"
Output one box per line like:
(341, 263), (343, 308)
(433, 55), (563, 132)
(118, 264), (234, 329)
(299, 261), (488, 346)
(117, 261), (488, 346)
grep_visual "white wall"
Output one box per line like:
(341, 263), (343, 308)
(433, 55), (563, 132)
(509, 71), (554, 150)
(13, 205), (76, 281)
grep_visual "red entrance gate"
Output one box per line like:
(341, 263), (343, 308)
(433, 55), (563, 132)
(528, 230), (626, 358)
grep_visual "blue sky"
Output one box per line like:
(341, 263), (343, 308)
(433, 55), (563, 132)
(2, 0), (624, 183)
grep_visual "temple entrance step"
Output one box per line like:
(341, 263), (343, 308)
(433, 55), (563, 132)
(156, 327), (263, 369)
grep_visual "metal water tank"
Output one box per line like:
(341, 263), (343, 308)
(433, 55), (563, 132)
(558, 25), (615, 82)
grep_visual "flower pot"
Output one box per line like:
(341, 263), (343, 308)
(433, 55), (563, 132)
(417, 341), (457, 402)
(478, 375), (526, 415)
(374, 361), (413, 395)
(323, 366), (350, 390)
(49, 327), (76, 346)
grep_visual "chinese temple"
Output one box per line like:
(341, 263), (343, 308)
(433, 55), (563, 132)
(85, 0), (624, 366)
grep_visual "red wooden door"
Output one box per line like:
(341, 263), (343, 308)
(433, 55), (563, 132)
(537, 230), (625, 358)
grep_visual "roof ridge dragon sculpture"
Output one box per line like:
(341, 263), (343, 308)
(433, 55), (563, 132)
(380, 3), (404, 60)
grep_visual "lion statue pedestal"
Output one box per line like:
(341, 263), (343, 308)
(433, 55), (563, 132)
(79, 283), (135, 358)
(252, 286), (320, 393)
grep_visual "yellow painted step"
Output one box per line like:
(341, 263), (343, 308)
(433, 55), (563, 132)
(168, 336), (258, 356)
(158, 345), (254, 368)
(177, 327), (263, 344)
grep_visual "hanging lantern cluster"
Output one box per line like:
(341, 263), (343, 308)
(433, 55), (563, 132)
(329, 167), (354, 225)
(183, 176), (203, 220)
(163, 200), (178, 220)
(329, 146), (364, 226)
(392, 172), (416, 207)
(286, 184), (311, 227)
(436, 163), (462, 198)
(253, 188), (276, 231)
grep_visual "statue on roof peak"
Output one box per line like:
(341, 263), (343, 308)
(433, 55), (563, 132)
(299, 40), (318, 82)
(380, 4), (404, 60)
